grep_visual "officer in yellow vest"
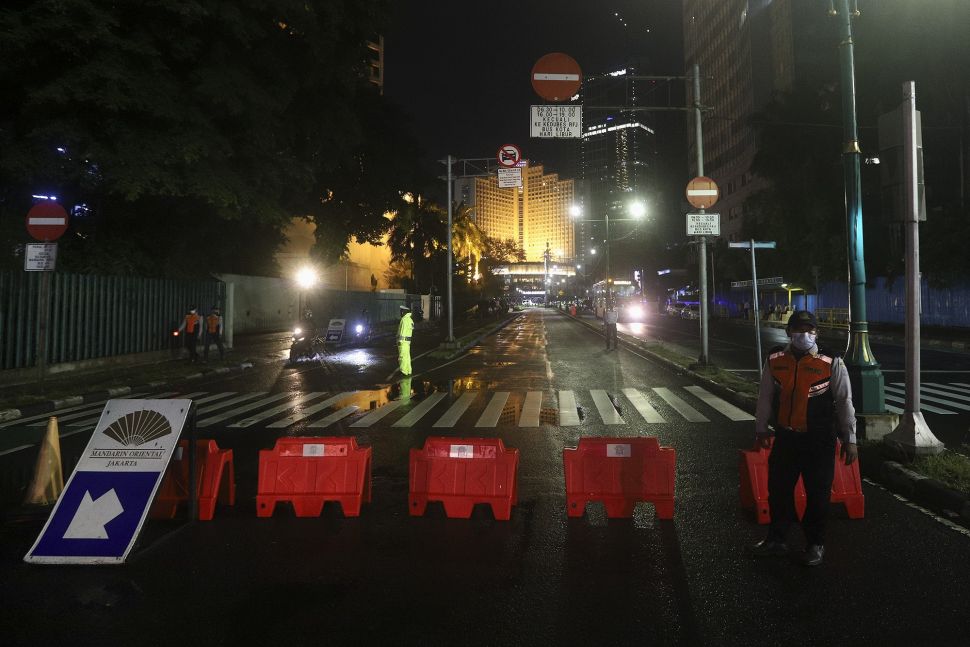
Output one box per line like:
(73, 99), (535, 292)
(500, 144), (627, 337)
(751, 309), (857, 567)
(397, 305), (414, 376)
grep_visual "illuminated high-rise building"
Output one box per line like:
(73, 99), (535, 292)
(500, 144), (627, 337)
(475, 164), (574, 263)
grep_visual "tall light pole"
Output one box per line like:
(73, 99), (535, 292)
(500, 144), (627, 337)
(572, 202), (646, 309)
(692, 62), (710, 366)
(832, 0), (885, 413)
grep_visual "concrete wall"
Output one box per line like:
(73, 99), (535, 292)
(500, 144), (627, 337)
(216, 274), (297, 334)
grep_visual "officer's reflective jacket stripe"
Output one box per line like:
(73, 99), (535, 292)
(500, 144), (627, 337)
(768, 349), (834, 433)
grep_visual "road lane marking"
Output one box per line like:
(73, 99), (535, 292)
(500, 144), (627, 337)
(883, 393), (955, 415)
(519, 392), (542, 427)
(0, 444), (34, 457)
(229, 392), (327, 428)
(307, 405), (359, 428)
(653, 388), (709, 422)
(919, 384), (970, 401)
(434, 392), (479, 428)
(621, 388), (665, 423)
(393, 392), (447, 427)
(885, 403), (904, 414)
(196, 392), (269, 415)
(884, 386), (970, 412)
(683, 386), (754, 421)
(558, 390), (580, 426)
(63, 391), (209, 427)
(267, 392), (356, 428)
(590, 390), (623, 424)
(476, 392), (510, 427)
(350, 400), (404, 427)
(197, 392), (292, 427)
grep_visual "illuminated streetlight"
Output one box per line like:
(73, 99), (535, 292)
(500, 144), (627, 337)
(569, 204), (583, 218)
(295, 266), (319, 289)
(628, 201), (646, 219)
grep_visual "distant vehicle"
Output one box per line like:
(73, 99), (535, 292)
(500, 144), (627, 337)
(666, 302), (687, 317)
(681, 304), (701, 320)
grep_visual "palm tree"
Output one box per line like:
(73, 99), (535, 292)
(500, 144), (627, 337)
(387, 195), (446, 292)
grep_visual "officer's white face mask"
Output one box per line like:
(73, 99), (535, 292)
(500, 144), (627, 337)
(790, 331), (817, 352)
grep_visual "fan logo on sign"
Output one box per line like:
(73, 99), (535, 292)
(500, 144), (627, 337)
(90, 410), (173, 466)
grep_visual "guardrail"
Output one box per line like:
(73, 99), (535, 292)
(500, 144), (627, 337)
(815, 307), (850, 329)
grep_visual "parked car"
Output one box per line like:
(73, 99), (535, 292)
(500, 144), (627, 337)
(666, 302), (687, 317)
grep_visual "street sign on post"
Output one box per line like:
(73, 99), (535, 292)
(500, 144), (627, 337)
(686, 177), (719, 209)
(530, 105), (582, 138)
(25, 243), (58, 271)
(497, 144), (522, 168)
(531, 53), (582, 102)
(686, 213), (720, 236)
(25, 399), (194, 564)
(497, 167), (522, 188)
(26, 201), (70, 241)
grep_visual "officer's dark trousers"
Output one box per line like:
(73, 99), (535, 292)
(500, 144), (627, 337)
(605, 323), (618, 349)
(204, 332), (224, 360)
(766, 426), (836, 546)
(185, 334), (198, 361)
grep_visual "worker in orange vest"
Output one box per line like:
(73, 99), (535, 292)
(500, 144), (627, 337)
(204, 305), (225, 361)
(177, 306), (202, 362)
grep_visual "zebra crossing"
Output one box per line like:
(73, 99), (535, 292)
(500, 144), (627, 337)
(0, 384), (756, 434)
(883, 382), (970, 416)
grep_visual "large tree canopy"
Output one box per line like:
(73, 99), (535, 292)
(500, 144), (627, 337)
(0, 0), (413, 277)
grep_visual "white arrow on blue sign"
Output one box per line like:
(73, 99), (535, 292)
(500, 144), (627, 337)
(25, 399), (192, 565)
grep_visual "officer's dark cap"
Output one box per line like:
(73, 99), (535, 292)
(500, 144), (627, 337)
(787, 310), (817, 330)
(400, 305), (410, 312)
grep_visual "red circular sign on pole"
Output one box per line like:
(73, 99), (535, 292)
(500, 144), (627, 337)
(685, 176), (720, 209)
(531, 53), (582, 102)
(26, 201), (70, 241)
(497, 144), (522, 168)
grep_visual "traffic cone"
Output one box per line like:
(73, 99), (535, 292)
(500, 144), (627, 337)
(23, 417), (64, 506)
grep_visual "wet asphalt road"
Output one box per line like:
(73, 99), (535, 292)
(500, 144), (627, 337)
(2, 310), (970, 646)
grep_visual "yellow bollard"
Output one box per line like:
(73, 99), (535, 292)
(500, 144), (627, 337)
(23, 417), (65, 506)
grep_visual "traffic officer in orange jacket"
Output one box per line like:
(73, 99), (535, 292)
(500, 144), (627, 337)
(204, 305), (225, 361)
(177, 306), (202, 362)
(751, 309), (858, 566)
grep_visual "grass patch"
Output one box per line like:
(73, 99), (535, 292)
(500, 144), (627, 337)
(913, 449), (970, 495)
(646, 342), (760, 398)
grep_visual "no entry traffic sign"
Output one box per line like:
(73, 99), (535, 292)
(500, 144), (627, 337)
(497, 144), (522, 168)
(531, 53), (582, 102)
(685, 176), (720, 209)
(26, 201), (69, 241)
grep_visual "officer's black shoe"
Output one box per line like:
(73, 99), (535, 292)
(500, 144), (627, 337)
(798, 544), (825, 567)
(749, 538), (789, 557)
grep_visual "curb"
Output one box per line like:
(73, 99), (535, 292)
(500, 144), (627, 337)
(426, 314), (524, 362)
(0, 361), (257, 424)
(564, 309), (970, 529)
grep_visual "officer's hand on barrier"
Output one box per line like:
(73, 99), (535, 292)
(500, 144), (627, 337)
(841, 442), (858, 466)
(755, 433), (772, 450)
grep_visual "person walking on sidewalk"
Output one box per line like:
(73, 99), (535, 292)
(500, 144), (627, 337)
(750, 309), (858, 567)
(397, 304), (414, 376)
(604, 303), (619, 351)
(203, 305), (225, 361)
(178, 306), (202, 362)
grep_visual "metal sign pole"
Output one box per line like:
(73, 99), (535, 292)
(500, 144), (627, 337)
(694, 64), (710, 366)
(446, 155), (455, 343)
(750, 240), (763, 378)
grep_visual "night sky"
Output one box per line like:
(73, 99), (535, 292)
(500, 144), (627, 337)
(383, 0), (686, 177)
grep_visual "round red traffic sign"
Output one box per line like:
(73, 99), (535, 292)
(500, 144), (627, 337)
(685, 176), (720, 209)
(497, 144), (522, 168)
(531, 52), (582, 102)
(26, 201), (70, 241)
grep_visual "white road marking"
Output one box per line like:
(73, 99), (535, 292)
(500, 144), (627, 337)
(350, 400), (404, 427)
(683, 386), (755, 421)
(392, 392), (447, 427)
(883, 393), (955, 415)
(476, 392), (510, 428)
(884, 386), (970, 411)
(229, 392), (326, 428)
(519, 392), (543, 427)
(197, 392), (292, 427)
(307, 405), (359, 428)
(558, 390), (580, 426)
(621, 388), (665, 423)
(434, 392), (479, 428)
(590, 390), (623, 425)
(266, 392), (356, 428)
(653, 387), (709, 422)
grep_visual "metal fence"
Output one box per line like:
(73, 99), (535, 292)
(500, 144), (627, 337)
(0, 271), (224, 370)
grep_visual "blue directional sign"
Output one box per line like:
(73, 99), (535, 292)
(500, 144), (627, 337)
(25, 399), (192, 564)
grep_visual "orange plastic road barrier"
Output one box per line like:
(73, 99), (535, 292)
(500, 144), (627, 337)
(738, 438), (864, 524)
(564, 437), (676, 519)
(150, 439), (235, 521)
(257, 437), (371, 518)
(409, 437), (519, 520)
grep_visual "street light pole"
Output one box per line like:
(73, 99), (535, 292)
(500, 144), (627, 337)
(693, 63), (710, 366)
(445, 155), (455, 343)
(833, 0), (884, 413)
(604, 213), (611, 308)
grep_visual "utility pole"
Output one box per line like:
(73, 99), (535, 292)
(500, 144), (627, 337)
(832, 0), (885, 413)
(692, 63), (710, 366)
(445, 155), (455, 343)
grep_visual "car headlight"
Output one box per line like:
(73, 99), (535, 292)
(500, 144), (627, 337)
(355, 324), (364, 333)
(628, 306), (644, 319)
(293, 327), (302, 336)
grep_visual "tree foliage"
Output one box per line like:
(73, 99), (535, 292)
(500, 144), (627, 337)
(0, 0), (410, 278)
